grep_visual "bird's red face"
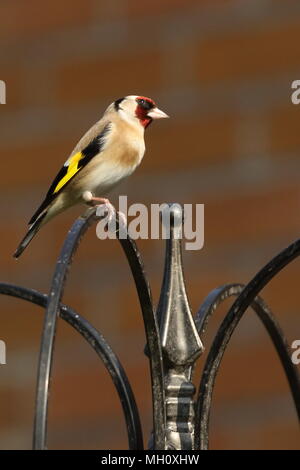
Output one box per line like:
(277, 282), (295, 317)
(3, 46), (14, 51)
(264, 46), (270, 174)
(114, 95), (169, 129)
(135, 96), (169, 128)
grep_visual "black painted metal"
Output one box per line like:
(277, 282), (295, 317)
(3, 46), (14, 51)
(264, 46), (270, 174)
(33, 206), (164, 449)
(0, 283), (143, 449)
(156, 204), (203, 449)
(0, 206), (299, 450)
(194, 282), (300, 449)
(118, 234), (166, 450)
(33, 208), (98, 449)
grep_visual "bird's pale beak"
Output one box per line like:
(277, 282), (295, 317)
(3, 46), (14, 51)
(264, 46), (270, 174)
(147, 107), (169, 119)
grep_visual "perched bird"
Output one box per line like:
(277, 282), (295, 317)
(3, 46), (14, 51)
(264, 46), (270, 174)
(14, 95), (169, 258)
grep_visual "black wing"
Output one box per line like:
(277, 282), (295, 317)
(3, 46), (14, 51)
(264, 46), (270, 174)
(29, 123), (111, 224)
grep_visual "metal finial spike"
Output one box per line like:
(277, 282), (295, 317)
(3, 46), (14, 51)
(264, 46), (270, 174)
(156, 203), (203, 450)
(157, 203), (203, 366)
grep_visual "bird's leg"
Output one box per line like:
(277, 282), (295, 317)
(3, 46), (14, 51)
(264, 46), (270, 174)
(82, 191), (115, 223)
(82, 191), (127, 230)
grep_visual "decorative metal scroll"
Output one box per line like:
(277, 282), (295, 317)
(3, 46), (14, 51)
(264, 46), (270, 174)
(0, 205), (299, 449)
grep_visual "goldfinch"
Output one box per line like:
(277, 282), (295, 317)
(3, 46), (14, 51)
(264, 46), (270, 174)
(14, 95), (169, 258)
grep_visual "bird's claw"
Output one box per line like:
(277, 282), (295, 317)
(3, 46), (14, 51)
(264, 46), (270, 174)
(94, 200), (127, 235)
(95, 201), (116, 225)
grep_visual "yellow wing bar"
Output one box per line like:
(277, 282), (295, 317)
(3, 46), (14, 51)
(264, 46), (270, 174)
(53, 151), (84, 194)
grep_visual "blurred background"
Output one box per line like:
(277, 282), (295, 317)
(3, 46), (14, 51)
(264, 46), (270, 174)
(0, 0), (300, 450)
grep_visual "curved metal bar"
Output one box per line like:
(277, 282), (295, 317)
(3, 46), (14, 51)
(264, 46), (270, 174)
(118, 235), (166, 449)
(0, 282), (143, 449)
(194, 237), (300, 449)
(33, 208), (99, 449)
(32, 206), (165, 449)
(194, 284), (300, 449)
(195, 283), (243, 337)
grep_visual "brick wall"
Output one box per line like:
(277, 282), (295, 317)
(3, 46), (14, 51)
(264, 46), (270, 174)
(0, 0), (300, 449)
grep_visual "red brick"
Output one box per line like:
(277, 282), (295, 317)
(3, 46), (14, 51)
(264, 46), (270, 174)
(197, 22), (300, 83)
(0, 140), (73, 188)
(144, 114), (237, 172)
(57, 51), (163, 105)
(182, 270), (300, 328)
(269, 105), (300, 154)
(210, 421), (300, 450)
(126, 0), (230, 18)
(255, 423), (300, 450)
(200, 344), (298, 401)
(1, 1), (300, 451)
(202, 183), (300, 246)
(262, 264), (300, 314)
(0, 292), (96, 349)
(49, 362), (150, 422)
(0, 0), (93, 42)
(0, 389), (16, 426)
(0, 68), (24, 109)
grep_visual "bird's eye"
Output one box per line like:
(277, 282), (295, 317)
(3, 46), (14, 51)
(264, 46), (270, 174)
(137, 98), (153, 110)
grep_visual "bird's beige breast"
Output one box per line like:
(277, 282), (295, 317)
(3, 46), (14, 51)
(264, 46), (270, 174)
(108, 136), (145, 167)
(109, 119), (145, 166)
(69, 123), (145, 198)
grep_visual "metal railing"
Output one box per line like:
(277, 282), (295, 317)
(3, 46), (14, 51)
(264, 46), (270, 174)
(0, 204), (299, 449)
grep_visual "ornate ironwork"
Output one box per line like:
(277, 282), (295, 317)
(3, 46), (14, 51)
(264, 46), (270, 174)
(156, 204), (203, 450)
(0, 204), (299, 449)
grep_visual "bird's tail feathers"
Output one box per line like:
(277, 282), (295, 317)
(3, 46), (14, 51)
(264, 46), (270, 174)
(13, 211), (47, 259)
